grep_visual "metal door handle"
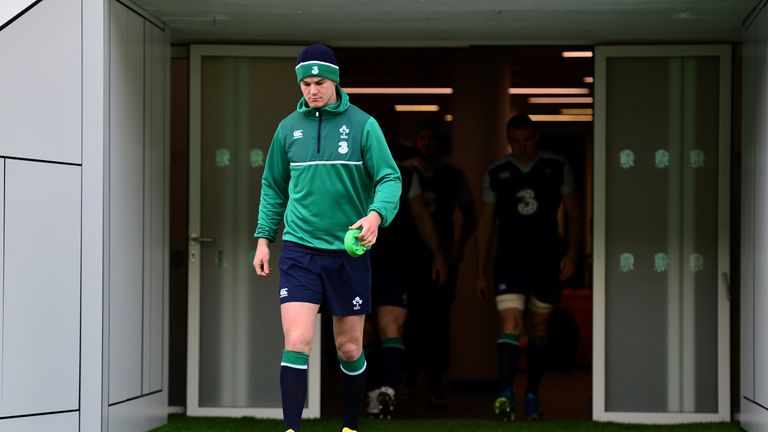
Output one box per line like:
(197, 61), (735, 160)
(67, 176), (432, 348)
(190, 235), (215, 243)
(722, 272), (731, 302)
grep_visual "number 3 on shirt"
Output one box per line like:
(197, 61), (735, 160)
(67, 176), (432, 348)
(516, 189), (538, 215)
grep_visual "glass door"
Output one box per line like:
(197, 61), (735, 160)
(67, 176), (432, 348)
(187, 45), (321, 418)
(593, 45), (731, 423)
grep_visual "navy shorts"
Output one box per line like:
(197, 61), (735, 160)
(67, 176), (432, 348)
(493, 253), (562, 305)
(371, 253), (412, 309)
(278, 241), (372, 316)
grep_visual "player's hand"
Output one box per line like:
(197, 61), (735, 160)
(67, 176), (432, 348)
(432, 256), (449, 286)
(253, 238), (271, 276)
(349, 211), (382, 248)
(560, 251), (577, 281)
(475, 277), (491, 301)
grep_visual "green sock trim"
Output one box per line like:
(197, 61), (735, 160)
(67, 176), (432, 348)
(338, 353), (367, 376)
(381, 337), (405, 349)
(497, 333), (521, 345)
(529, 336), (549, 347)
(281, 350), (309, 369)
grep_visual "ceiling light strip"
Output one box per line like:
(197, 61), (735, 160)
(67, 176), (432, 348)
(508, 88), (590, 95)
(394, 105), (440, 112)
(561, 51), (594, 58)
(529, 114), (593, 122)
(528, 97), (593, 104)
(344, 87), (454, 95)
(561, 108), (594, 115)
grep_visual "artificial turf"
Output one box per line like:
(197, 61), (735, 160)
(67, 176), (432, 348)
(151, 414), (743, 432)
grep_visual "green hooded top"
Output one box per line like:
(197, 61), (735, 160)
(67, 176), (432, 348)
(254, 87), (402, 250)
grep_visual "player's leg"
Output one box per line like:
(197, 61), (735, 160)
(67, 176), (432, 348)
(424, 269), (457, 408)
(326, 252), (372, 432)
(362, 313), (382, 416)
(523, 254), (562, 420)
(367, 253), (408, 417)
(280, 302), (320, 432)
(492, 256), (530, 421)
(401, 254), (432, 399)
(334, 314), (367, 432)
(278, 244), (324, 432)
(375, 305), (407, 418)
(495, 295), (525, 421)
(523, 296), (555, 419)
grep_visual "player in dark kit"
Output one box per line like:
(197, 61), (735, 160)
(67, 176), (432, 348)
(403, 123), (476, 407)
(475, 114), (580, 421)
(365, 162), (447, 419)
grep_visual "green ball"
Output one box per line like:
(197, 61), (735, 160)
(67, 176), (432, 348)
(344, 229), (368, 257)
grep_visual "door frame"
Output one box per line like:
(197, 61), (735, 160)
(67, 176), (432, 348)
(593, 44), (732, 423)
(186, 44), (321, 418)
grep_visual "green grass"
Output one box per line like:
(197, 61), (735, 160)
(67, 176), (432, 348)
(151, 414), (743, 432)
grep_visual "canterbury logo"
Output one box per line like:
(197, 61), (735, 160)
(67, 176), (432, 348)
(293, 130), (303, 139)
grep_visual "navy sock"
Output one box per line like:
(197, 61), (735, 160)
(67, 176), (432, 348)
(380, 337), (405, 390)
(339, 353), (367, 430)
(526, 338), (548, 396)
(280, 350), (309, 431)
(497, 333), (521, 396)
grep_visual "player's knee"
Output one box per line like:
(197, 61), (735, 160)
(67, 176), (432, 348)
(502, 319), (523, 335)
(336, 341), (362, 361)
(530, 324), (547, 339)
(335, 333), (362, 360)
(284, 333), (313, 354)
(499, 308), (524, 334)
(528, 315), (550, 339)
(378, 321), (402, 339)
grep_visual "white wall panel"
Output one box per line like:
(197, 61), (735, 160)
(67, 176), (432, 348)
(109, 0), (145, 404)
(1, 160), (80, 416)
(0, 0), (81, 164)
(0, 411), (78, 432)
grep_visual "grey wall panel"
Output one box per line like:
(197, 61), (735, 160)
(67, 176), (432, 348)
(743, 398), (768, 432)
(0, 412), (78, 432)
(145, 21), (167, 393)
(81, 0), (108, 429)
(0, 162), (4, 405)
(109, 0), (145, 404)
(1, 161), (80, 416)
(742, 17), (757, 401)
(0, 0), (81, 164)
(756, 4), (768, 408)
(108, 392), (166, 432)
(0, 0), (36, 26)
(743, 5), (768, 431)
